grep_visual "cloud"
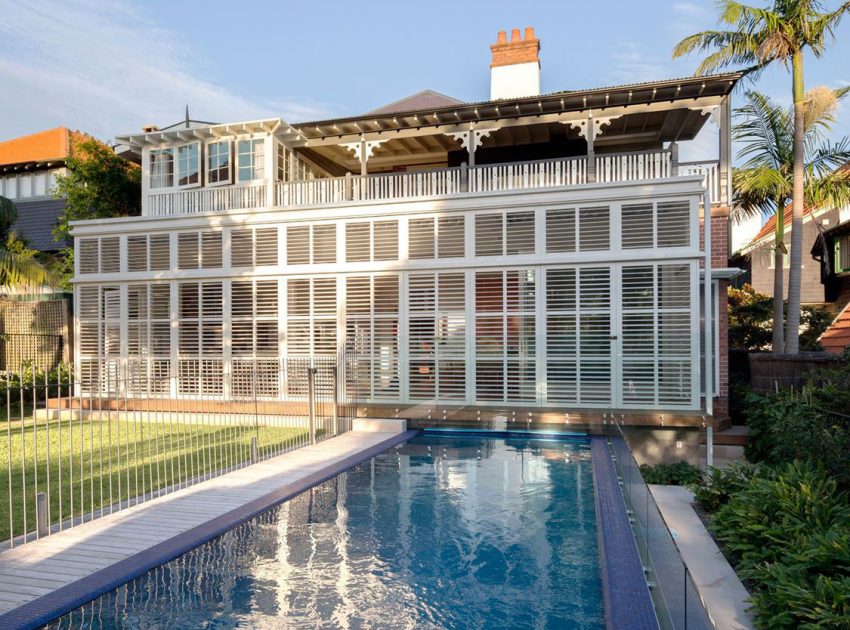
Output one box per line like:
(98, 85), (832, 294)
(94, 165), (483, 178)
(0, 0), (338, 142)
(609, 42), (673, 84)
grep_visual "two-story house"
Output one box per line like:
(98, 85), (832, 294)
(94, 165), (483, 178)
(72, 28), (739, 431)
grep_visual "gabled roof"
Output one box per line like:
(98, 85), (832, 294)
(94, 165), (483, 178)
(820, 301), (850, 354)
(366, 90), (464, 115)
(745, 205), (823, 249)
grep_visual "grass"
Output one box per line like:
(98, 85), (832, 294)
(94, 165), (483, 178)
(0, 416), (309, 540)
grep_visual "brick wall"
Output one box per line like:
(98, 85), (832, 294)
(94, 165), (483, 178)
(490, 28), (539, 67)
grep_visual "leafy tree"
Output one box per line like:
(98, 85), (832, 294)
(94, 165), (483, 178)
(52, 137), (140, 237)
(0, 196), (50, 289)
(674, 0), (850, 354)
(51, 136), (140, 287)
(732, 89), (850, 352)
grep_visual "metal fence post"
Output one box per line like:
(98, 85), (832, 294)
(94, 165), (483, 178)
(307, 367), (317, 445)
(36, 492), (48, 539)
(331, 365), (339, 436)
(250, 436), (258, 463)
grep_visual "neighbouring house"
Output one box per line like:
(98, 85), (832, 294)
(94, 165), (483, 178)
(73, 28), (739, 429)
(0, 127), (87, 251)
(812, 208), (850, 353)
(731, 204), (850, 307)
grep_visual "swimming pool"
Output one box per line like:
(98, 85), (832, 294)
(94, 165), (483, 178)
(48, 434), (604, 629)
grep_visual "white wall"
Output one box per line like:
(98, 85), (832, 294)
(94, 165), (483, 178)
(490, 63), (540, 100)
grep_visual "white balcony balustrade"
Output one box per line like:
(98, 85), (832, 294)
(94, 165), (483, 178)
(142, 149), (722, 216)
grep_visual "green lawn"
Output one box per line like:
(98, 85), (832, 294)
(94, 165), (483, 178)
(0, 417), (309, 540)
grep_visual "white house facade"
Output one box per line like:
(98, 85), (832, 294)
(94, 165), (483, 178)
(73, 29), (739, 429)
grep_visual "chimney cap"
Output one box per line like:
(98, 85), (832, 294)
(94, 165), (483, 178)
(496, 30), (507, 44)
(511, 28), (521, 42)
(142, 124), (160, 133)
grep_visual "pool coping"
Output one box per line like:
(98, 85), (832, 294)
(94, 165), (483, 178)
(590, 435), (658, 630)
(0, 429), (418, 630)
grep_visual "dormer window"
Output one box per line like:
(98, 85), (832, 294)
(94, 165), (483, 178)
(176, 143), (201, 188)
(150, 148), (174, 189)
(237, 139), (264, 183)
(207, 141), (231, 186)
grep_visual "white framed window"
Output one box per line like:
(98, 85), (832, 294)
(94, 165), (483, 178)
(207, 141), (231, 186)
(237, 138), (265, 182)
(150, 148), (174, 189)
(176, 143), (201, 188)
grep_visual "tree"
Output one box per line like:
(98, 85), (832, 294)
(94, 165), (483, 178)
(52, 137), (140, 286)
(0, 196), (50, 289)
(674, 0), (850, 353)
(732, 88), (850, 352)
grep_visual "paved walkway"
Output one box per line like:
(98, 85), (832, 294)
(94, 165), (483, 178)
(649, 485), (755, 630)
(0, 421), (412, 629)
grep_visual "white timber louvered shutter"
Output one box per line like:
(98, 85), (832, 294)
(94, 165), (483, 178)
(100, 237), (120, 273)
(621, 263), (693, 407)
(621, 204), (654, 249)
(346, 223), (370, 262)
(287, 226), (310, 265)
(474, 269), (536, 402)
(546, 209), (577, 253)
(574, 267), (612, 404)
(77, 286), (100, 357)
(149, 235), (171, 271)
(231, 229), (253, 267)
(201, 232), (223, 268)
(313, 225), (336, 264)
(577, 207), (610, 251)
(178, 233), (200, 269)
(127, 236), (148, 272)
(409, 218), (436, 260)
(545, 268), (577, 403)
(127, 285), (149, 356)
(255, 228), (278, 266)
(373, 220), (399, 261)
(475, 214), (503, 257)
(345, 274), (399, 400)
(78, 239), (99, 274)
(438, 216), (465, 258)
(656, 201), (691, 247)
(408, 272), (466, 400)
(231, 279), (279, 397)
(505, 211), (535, 255)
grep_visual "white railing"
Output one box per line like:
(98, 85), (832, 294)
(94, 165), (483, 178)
(146, 184), (267, 216)
(595, 149), (672, 183)
(143, 151), (722, 215)
(678, 160), (722, 204)
(468, 156), (587, 193)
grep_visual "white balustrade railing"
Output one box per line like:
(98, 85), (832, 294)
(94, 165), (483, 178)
(677, 160), (722, 204)
(146, 185), (267, 216)
(144, 152), (722, 215)
(595, 150), (672, 183)
(468, 156), (587, 193)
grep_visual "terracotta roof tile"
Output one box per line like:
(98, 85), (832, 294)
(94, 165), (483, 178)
(820, 302), (850, 354)
(0, 128), (74, 166)
(749, 206), (822, 245)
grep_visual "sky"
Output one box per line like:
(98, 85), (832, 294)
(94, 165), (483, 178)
(1, 0), (849, 158)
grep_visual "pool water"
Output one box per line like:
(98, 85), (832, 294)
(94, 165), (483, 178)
(48, 434), (604, 629)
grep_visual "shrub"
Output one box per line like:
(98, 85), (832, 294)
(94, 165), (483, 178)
(692, 462), (758, 513)
(639, 460), (702, 486)
(707, 461), (850, 628)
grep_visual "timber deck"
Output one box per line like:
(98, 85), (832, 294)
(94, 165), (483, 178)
(0, 423), (412, 629)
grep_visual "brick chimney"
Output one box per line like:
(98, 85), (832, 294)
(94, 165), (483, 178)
(490, 27), (540, 100)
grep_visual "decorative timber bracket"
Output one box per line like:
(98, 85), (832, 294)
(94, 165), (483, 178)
(446, 128), (498, 165)
(697, 105), (721, 125)
(342, 138), (388, 162)
(560, 115), (620, 141)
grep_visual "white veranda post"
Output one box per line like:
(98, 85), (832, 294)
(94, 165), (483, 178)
(703, 187), (713, 468)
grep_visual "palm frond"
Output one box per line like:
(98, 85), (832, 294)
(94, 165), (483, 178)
(0, 250), (50, 290)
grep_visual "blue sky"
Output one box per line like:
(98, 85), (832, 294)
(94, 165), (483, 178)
(1, 0), (849, 155)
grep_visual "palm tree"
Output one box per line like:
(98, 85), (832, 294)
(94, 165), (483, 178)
(0, 196), (50, 289)
(674, 0), (850, 353)
(733, 88), (850, 352)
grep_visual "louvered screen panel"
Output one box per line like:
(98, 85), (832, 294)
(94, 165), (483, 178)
(475, 214), (503, 256)
(100, 237), (120, 273)
(201, 232), (223, 268)
(373, 220), (398, 261)
(346, 223), (370, 262)
(621, 265), (656, 405)
(312, 224), (336, 264)
(255, 228), (278, 266)
(231, 229), (253, 267)
(408, 274), (437, 399)
(312, 278), (337, 354)
(287, 226), (310, 264)
(474, 269), (535, 403)
(545, 268), (577, 403)
(127, 236), (148, 272)
(78, 239), (99, 274)
(576, 267), (611, 404)
(409, 218), (435, 260)
(578, 206), (610, 251)
(344, 276), (372, 397)
(149, 235), (170, 271)
(656, 201), (690, 247)
(178, 233), (199, 270)
(505, 211), (535, 255)
(437, 216), (465, 258)
(546, 208), (576, 253)
(621, 204), (654, 249)
(127, 285), (148, 356)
